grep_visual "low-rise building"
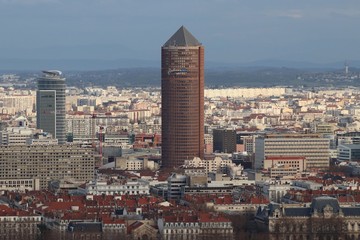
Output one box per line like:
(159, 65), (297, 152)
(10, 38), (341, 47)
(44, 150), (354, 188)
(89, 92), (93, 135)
(0, 205), (41, 240)
(86, 178), (150, 196)
(158, 212), (233, 240)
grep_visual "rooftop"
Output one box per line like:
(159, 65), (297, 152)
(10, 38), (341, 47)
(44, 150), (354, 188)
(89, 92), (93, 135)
(163, 26), (201, 47)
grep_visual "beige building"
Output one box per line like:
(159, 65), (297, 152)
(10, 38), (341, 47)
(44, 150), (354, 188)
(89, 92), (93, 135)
(255, 134), (330, 170)
(184, 157), (232, 174)
(263, 156), (306, 178)
(315, 123), (335, 135)
(0, 178), (40, 192)
(115, 157), (159, 171)
(0, 145), (95, 189)
(66, 114), (95, 143)
(0, 95), (35, 115)
(205, 88), (286, 98)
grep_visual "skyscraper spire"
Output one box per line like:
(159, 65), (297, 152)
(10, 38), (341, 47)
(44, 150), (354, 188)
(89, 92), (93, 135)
(163, 26), (201, 47)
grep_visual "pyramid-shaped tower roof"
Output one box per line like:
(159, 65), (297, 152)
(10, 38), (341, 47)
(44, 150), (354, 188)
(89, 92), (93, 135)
(163, 26), (201, 47)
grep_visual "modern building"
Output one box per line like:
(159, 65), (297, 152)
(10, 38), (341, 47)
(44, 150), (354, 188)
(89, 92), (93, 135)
(167, 173), (187, 200)
(255, 134), (330, 170)
(213, 128), (237, 153)
(0, 145), (95, 189)
(338, 144), (360, 162)
(161, 26), (204, 168)
(37, 70), (66, 144)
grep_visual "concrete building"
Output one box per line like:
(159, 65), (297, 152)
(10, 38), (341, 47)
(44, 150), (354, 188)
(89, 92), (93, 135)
(26, 132), (58, 145)
(37, 70), (66, 144)
(0, 95), (35, 115)
(66, 114), (95, 143)
(115, 157), (159, 171)
(213, 128), (236, 153)
(0, 116), (38, 145)
(184, 157), (232, 174)
(263, 156), (306, 178)
(167, 173), (187, 200)
(255, 134), (330, 170)
(0, 178), (40, 192)
(161, 26), (204, 168)
(0, 145), (95, 189)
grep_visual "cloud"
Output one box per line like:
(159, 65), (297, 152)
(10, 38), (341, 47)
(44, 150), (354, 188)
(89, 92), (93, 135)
(274, 10), (303, 19)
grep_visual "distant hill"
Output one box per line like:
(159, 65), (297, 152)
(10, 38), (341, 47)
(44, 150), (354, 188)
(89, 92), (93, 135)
(1, 58), (360, 71)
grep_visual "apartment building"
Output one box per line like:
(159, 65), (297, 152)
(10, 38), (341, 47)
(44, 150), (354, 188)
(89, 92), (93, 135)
(0, 145), (95, 189)
(255, 134), (329, 170)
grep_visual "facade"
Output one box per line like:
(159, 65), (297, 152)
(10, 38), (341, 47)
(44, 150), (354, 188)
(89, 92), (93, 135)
(0, 178), (40, 191)
(86, 179), (150, 195)
(115, 157), (159, 171)
(0, 145), (95, 189)
(0, 95), (35, 115)
(161, 26), (204, 168)
(256, 196), (360, 239)
(184, 157), (232, 174)
(158, 213), (233, 240)
(0, 205), (41, 240)
(213, 128), (236, 153)
(263, 156), (306, 178)
(205, 88), (286, 98)
(0, 116), (38, 145)
(255, 134), (330, 170)
(338, 144), (360, 162)
(66, 114), (95, 143)
(37, 70), (66, 144)
(167, 173), (187, 200)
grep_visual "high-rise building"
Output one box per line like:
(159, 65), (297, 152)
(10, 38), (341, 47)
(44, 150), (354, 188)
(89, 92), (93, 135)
(37, 70), (66, 144)
(213, 128), (237, 153)
(161, 26), (204, 168)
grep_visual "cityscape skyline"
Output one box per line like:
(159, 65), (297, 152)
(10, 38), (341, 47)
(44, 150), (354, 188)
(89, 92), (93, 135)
(0, 0), (359, 67)
(1, 1), (360, 238)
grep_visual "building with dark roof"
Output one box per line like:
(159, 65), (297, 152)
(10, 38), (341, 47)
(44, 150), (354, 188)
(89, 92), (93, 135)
(255, 196), (360, 239)
(338, 144), (360, 162)
(213, 128), (236, 154)
(161, 26), (204, 168)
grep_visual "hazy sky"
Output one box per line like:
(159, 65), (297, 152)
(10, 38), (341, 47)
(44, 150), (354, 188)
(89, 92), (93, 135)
(0, 0), (359, 64)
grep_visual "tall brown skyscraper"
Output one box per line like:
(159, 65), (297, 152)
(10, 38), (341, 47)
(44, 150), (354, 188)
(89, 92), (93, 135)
(161, 26), (204, 168)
